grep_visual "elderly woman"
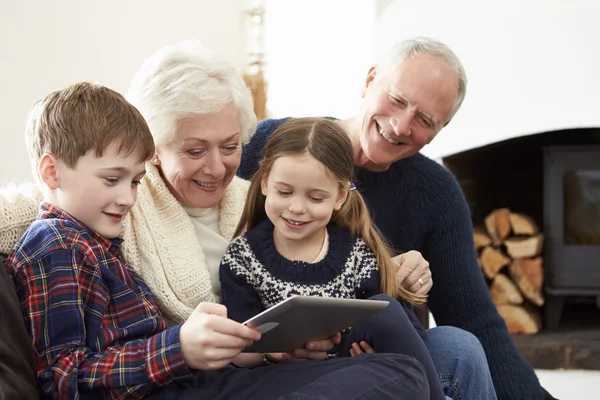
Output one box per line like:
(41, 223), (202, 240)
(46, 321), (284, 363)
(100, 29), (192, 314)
(0, 40), (493, 399)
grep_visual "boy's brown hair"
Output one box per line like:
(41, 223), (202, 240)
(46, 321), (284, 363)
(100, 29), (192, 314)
(25, 82), (154, 179)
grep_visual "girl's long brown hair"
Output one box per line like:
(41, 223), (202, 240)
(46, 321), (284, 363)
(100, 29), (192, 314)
(235, 117), (425, 305)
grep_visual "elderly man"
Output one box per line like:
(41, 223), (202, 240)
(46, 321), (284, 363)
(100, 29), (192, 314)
(238, 37), (554, 400)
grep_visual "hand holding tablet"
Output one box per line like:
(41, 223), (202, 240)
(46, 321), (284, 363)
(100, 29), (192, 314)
(242, 296), (389, 353)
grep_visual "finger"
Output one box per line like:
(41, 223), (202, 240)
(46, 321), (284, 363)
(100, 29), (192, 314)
(207, 315), (261, 341)
(415, 278), (433, 296)
(359, 341), (376, 354)
(292, 348), (328, 360)
(205, 330), (256, 349)
(267, 352), (293, 363)
(351, 342), (363, 354)
(195, 302), (228, 317)
(402, 261), (429, 288)
(407, 268), (432, 293)
(305, 337), (335, 352)
(329, 332), (342, 344)
(392, 254), (411, 284)
(350, 348), (356, 357)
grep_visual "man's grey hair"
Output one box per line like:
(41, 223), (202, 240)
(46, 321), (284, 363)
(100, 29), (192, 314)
(127, 40), (257, 145)
(377, 37), (467, 121)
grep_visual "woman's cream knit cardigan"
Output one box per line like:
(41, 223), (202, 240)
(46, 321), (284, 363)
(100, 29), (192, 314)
(0, 164), (249, 324)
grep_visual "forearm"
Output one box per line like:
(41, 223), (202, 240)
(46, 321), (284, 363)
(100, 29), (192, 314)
(39, 326), (191, 398)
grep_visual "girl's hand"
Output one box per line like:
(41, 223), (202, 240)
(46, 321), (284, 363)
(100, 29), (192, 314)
(349, 341), (376, 357)
(272, 332), (342, 361)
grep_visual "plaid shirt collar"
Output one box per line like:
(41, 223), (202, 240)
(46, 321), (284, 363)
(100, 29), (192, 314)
(38, 202), (124, 253)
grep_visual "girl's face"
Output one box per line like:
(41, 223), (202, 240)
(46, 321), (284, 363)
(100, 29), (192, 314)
(261, 152), (348, 255)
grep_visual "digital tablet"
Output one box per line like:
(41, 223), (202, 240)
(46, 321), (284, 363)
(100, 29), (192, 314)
(242, 296), (389, 353)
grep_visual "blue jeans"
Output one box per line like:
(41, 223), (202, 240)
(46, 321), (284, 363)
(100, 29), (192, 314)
(428, 326), (497, 400)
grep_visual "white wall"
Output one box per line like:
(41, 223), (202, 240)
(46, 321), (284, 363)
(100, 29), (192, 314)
(0, 0), (250, 183)
(377, 0), (600, 159)
(264, 0), (376, 119)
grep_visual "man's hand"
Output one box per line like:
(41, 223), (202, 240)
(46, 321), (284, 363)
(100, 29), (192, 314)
(393, 250), (433, 296)
(179, 302), (261, 370)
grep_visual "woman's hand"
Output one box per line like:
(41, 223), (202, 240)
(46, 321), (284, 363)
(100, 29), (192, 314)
(349, 341), (375, 357)
(393, 250), (433, 296)
(179, 302), (261, 370)
(267, 332), (342, 362)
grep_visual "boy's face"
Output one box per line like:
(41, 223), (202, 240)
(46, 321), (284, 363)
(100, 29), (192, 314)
(46, 143), (146, 238)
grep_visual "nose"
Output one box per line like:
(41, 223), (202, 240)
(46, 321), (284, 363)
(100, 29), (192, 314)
(389, 111), (413, 137)
(288, 196), (306, 214)
(202, 149), (226, 178)
(116, 184), (136, 208)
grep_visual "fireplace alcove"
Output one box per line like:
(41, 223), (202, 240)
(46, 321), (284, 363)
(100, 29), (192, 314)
(442, 128), (600, 331)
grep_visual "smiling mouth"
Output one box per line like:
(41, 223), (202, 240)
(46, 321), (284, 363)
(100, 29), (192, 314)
(193, 180), (220, 188)
(103, 212), (124, 221)
(376, 122), (403, 146)
(283, 217), (310, 226)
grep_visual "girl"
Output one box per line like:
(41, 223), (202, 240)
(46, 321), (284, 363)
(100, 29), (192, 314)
(219, 117), (445, 400)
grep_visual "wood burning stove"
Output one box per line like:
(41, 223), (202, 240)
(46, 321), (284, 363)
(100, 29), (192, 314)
(543, 145), (600, 329)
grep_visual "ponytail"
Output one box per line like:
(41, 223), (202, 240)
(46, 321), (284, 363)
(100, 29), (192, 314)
(332, 189), (426, 305)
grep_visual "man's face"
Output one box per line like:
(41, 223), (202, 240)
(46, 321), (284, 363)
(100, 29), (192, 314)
(355, 53), (459, 171)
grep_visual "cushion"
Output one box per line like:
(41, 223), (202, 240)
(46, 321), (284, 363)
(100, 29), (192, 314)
(0, 253), (39, 399)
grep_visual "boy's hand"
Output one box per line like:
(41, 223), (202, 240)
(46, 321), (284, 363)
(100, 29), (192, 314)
(179, 302), (261, 370)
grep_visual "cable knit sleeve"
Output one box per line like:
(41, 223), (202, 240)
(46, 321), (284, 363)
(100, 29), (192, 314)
(0, 183), (42, 254)
(219, 236), (266, 323)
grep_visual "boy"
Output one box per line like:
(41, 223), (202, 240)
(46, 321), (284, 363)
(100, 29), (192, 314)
(4, 82), (428, 399)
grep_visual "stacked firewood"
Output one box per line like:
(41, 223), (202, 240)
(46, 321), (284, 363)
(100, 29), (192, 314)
(475, 208), (544, 334)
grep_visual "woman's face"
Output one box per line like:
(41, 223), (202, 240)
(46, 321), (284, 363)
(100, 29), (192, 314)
(155, 104), (242, 209)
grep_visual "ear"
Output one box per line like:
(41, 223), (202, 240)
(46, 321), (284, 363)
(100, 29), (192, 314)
(260, 177), (268, 196)
(361, 66), (378, 98)
(151, 152), (160, 165)
(38, 153), (60, 190)
(333, 185), (349, 211)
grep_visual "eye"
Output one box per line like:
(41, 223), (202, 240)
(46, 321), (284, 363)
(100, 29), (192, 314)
(222, 144), (240, 153)
(309, 196), (325, 203)
(390, 96), (408, 108)
(132, 180), (142, 186)
(104, 178), (118, 185)
(186, 149), (205, 157)
(276, 189), (291, 196)
(418, 116), (432, 129)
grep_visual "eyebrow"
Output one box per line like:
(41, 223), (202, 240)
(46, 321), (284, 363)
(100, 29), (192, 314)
(274, 181), (331, 194)
(388, 89), (438, 126)
(182, 133), (241, 144)
(100, 167), (146, 176)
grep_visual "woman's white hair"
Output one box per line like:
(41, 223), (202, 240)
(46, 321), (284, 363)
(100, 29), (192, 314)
(378, 37), (467, 121)
(127, 40), (257, 145)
